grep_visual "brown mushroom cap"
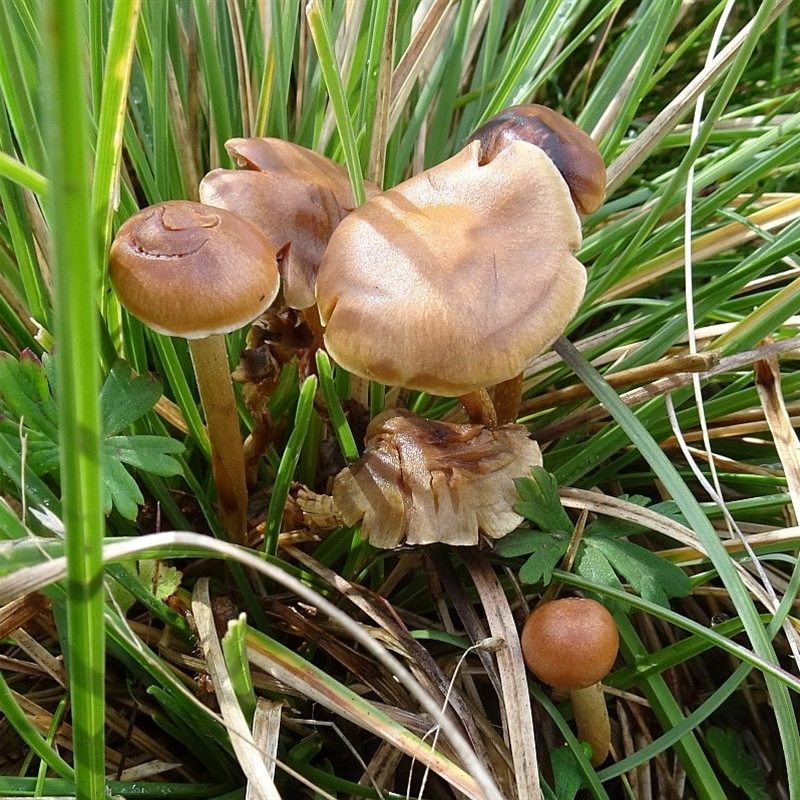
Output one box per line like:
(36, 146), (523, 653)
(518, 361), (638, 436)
(467, 104), (606, 216)
(200, 138), (379, 310)
(334, 408), (542, 547)
(521, 598), (619, 690)
(109, 200), (279, 339)
(316, 139), (585, 397)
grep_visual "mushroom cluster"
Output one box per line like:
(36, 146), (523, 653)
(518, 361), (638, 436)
(108, 104), (604, 547)
(200, 137), (380, 310)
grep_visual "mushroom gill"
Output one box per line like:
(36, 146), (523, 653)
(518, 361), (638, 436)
(333, 409), (541, 548)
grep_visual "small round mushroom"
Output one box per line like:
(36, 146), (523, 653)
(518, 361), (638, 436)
(200, 137), (380, 310)
(109, 200), (280, 544)
(466, 104), (606, 216)
(521, 597), (619, 766)
(316, 137), (585, 425)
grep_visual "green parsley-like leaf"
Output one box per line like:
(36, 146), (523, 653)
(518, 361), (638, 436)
(706, 726), (771, 800)
(138, 560), (183, 602)
(514, 467), (574, 534)
(0, 350), (59, 437)
(516, 531), (571, 585)
(574, 543), (626, 597)
(0, 352), (184, 520)
(550, 745), (583, 800)
(578, 537), (691, 608)
(101, 360), (164, 436)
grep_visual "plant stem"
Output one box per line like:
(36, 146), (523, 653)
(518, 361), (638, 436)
(42, 0), (107, 796)
(459, 388), (498, 426)
(492, 372), (524, 425)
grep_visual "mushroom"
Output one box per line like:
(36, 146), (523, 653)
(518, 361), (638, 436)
(333, 408), (541, 547)
(466, 104), (606, 216)
(200, 137), (380, 310)
(109, 200), (280, 544)
(521, 597), (619, 766)
(315, 135), (587, 426)
(464, 104), (606, 422)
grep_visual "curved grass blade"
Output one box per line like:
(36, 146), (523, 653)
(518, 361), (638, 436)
(315, 350), (358, 463)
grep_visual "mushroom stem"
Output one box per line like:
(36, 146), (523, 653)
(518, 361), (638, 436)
(189, 336), (248, 544)
(492, 373), (524, 425)
(570, 682), (611, 766)
(459, 389), (498, 427)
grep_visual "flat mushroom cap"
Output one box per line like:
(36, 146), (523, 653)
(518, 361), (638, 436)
(316, 139), (585, 396)
(109, 200), (279, 339)
(334, 408), (542, 548)
(467, 104), (606, 216)
(200, 138), (379, 310)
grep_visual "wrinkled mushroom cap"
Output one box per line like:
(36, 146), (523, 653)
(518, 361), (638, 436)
(109, 200), (279, 338)
(521, 598), (619, 689)
(334, 408), (542, 547)
(316, 139), (585, 396)
(200, 138), (379, 310)
(467, 104), (606, 216)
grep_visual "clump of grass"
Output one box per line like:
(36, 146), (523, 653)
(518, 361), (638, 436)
(1, 1), (799, 798)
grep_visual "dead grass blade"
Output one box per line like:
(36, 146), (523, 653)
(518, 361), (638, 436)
(754, 354), (800, 522)
(463, 550), (542, 800)
(245, 626), (489, 799)
(389, 0), (455, 134)
(248, 698), (283, 791)
(192, 577), (282, 800)
(599, 195), (800, 303)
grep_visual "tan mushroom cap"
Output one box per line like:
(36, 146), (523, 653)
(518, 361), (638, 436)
(200, 138), (379, 310)
(316, 139), (585, 397)
(521, 598), (619, 690)
(109, 200), (279, 339)
(467, 104), (606, 216)
(334, 408), (542, 547)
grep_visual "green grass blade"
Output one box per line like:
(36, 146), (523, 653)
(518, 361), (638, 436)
(192, 0), (236, 163)
(0, 151), (46, 195)
(91, 0), (141, 269)
(40, 1), (107, 795)
(264, 375), (317, 556)
(315, 350), (359, 463)
(305, 0), (367, 204)
(0, 670), (75, 783)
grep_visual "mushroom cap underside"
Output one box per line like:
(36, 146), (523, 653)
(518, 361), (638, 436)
(334, 408), (542, 547)
(316, 139), (585, 396)
(109, 200), (279, 338)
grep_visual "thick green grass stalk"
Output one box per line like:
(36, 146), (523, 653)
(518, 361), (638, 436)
(40, 1), (106, 796)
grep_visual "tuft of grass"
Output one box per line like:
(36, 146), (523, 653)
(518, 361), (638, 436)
(0, 1), (799, 798)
